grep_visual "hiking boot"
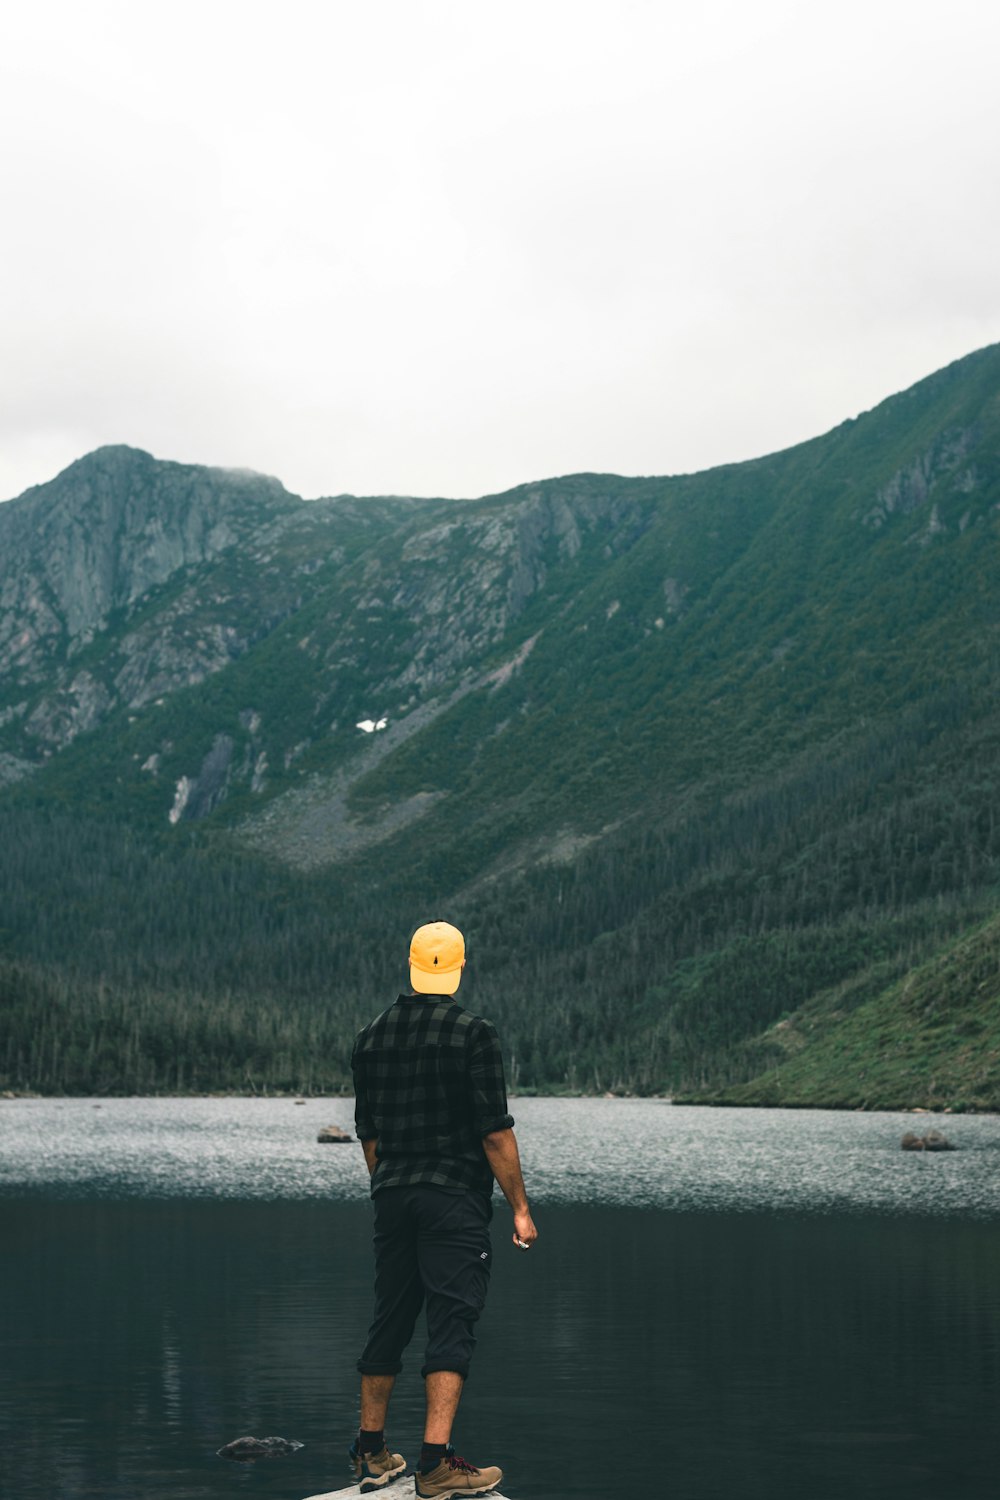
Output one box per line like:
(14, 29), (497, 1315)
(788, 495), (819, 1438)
(414, 1452), (503, 1498)
(348, 1438), (407, 1492)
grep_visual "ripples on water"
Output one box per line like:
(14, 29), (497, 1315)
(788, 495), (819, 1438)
(1, 1096), (998, 1217)
(4, 1099), (1000, 1500)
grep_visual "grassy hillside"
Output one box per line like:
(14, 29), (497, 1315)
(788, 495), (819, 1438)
(687, 911), (1000, 1111)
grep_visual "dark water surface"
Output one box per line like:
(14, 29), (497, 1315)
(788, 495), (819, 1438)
(2, 1100), (1000, 1500)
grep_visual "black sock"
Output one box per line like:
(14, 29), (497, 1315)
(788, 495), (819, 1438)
(359, 1428), (384, 1456)
(420, 1442), (448, 1472)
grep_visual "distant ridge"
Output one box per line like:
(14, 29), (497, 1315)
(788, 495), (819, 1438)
(2, 341), (1000, 1104)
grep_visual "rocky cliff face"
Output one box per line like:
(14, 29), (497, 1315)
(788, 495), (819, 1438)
(0, 447), (293, 656)
(3, 342), (1000, 863)
(0, 444), (652, 801)
(0, 447), (325, 754)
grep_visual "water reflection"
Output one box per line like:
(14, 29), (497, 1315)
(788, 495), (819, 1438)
(2, 1199), (999, 1500)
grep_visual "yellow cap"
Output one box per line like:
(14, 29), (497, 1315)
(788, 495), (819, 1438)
(409, 921), (466, 995)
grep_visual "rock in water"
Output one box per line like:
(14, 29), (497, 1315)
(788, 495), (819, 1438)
(317, 1124), (352, 1143)
(901, 1130), (955, 1151)
(217, 1436), (304, 1462)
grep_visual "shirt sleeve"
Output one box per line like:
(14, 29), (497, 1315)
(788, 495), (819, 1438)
(468, 1019), (515, 1137)
(352, 1031), (377, 1141)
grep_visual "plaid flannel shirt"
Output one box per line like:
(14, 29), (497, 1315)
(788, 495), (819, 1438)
(352, 993), (514, 1196)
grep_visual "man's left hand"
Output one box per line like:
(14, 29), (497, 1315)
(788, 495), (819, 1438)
(512, 1208), (538, 1250)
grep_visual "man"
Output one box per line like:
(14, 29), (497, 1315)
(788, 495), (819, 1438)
(349, 920), (537, 1498)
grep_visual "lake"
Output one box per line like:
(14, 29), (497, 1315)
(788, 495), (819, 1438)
(2, 1099), (999, 1499)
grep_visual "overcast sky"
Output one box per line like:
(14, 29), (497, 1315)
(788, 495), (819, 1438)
(2, 0), (999, 503)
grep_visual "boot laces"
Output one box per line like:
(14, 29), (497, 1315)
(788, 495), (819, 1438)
(447, 1454), (479, 1474)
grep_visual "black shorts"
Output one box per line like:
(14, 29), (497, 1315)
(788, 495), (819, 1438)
(357, 1185), (493, 1381)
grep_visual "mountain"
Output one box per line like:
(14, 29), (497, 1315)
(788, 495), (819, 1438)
(2, 344), (1000, 1102)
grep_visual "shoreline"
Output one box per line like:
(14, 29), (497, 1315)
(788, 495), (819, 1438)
(2, 1089), (995, 1115)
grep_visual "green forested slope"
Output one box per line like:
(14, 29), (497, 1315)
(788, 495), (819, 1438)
(687, 910), (1000, 1110)
(3, 345), (1000, 1100)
